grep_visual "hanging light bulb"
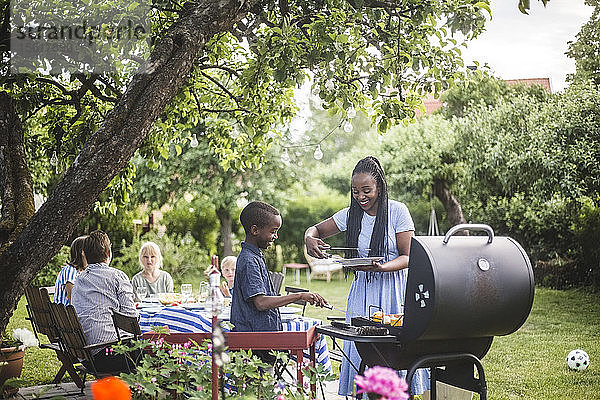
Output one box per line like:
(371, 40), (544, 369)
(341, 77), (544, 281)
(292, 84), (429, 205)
(281, 148), (291, 164)
(50, 151), (58, 166)
(190, 134), (199, 148)
(313, 145), (323, 160)
(325, 79), (334, 91)
(347, 106), (356, 119)
(343, 120), (354, 133)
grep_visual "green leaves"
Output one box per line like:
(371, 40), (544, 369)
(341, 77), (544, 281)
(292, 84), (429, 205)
(518, 0), (551, 14)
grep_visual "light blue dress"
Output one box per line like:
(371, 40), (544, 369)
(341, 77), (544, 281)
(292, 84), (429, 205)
(333, 200), (430, 396)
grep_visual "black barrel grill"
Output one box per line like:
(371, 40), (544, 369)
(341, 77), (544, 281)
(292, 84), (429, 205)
(317, 224), (535, 399)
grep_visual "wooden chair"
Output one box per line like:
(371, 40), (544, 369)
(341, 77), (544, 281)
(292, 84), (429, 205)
(269, 271), (285, 294)
(48, 302), (123, 390)
(110, 308), (142, 341)
(304, 246), (343, 282)
(24, 287), (85, 389)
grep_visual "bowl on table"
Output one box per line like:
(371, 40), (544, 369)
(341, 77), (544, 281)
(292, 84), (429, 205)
(158, 292), (182, 305)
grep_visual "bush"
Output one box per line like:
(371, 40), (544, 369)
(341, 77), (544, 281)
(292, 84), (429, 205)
(31, 245), (70, 287)
(162, 199), (220, 255)
(278, 185), (347, 264)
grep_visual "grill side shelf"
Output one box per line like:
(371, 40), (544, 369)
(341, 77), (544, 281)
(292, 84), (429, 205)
(315, 325), (398, 343)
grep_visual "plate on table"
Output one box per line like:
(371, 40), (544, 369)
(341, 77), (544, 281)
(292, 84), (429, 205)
(279, 306), (302, 314)
(181, 303), (204, 310)
(137, 302), (160, 309)
(140, 306), (163, 314)
(335, 257), (384, 268)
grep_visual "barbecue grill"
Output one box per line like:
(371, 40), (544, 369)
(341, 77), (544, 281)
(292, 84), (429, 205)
(317, 224), (535, 399)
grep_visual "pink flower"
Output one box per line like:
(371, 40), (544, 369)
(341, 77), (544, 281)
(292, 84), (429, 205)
(354, 366), (409, 400)
(276, 395), (286, 400)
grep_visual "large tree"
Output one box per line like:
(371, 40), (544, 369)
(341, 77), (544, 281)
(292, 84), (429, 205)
(0, 0), (490, 333)
(566, 0), (600, 85)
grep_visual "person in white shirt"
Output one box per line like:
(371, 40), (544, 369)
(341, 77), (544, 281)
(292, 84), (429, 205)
(71, 230), (138, 373)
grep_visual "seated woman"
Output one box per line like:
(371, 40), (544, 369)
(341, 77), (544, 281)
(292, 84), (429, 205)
(54, 235), (87, 305)
(219, 255), (236, 297)
(131, 241), (174, 301)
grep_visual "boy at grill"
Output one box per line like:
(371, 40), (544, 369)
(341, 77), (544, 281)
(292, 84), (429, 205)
(230, 201), (328, 337)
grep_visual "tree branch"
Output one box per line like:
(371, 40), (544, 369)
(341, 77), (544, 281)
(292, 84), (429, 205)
(200, 71), (242, 105)
(199, 64), (241, 77)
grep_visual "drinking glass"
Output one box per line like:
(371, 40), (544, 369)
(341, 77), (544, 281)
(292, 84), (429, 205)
(198, 282), (209, 303)
(137, 286), (147, 301)
(181, 284), (193, 303)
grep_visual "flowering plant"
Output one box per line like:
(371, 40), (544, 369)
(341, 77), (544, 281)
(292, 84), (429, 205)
(112, 329), (334, 400)
(1, 328), (39, 350)
(354, 366), (409, 400)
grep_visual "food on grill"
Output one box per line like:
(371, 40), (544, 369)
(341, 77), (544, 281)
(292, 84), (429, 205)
(158, 292), (182, 305)
(371, 311), (403, 326)
(372, 311), (383, 322)
(356, 326), (389, 336)
(390, 314), (403, 326)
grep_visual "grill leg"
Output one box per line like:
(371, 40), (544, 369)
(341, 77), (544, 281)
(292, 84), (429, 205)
(406, 353), (486, 399)
(430, 367), (437, 400)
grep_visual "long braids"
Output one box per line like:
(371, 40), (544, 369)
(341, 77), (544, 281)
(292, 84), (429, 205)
(345, 156), (389, 266)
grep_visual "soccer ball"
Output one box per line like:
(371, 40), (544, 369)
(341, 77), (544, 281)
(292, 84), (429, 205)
(567, 349), (590, 371)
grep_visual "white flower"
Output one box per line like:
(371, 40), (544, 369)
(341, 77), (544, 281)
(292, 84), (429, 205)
(12, 328), (39, 348)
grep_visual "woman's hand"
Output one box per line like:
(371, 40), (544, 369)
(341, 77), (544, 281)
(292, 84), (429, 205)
(304, 218), (340, 258)
(350, 260), (382, 272)
(305, 235), (330, 258)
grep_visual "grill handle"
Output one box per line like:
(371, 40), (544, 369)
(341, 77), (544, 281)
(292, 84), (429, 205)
(443, 224), (494, 244)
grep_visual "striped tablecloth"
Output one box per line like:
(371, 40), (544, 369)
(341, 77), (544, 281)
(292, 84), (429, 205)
(139, 306), (332, 372)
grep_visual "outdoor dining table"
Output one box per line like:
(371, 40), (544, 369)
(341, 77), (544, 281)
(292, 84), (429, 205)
(137, 304), (332, 373)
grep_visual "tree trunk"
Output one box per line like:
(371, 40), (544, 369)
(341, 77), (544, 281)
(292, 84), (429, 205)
(0, 0), (256, 334)
(216, 207), (233, 256)
(0, 93), (35, 248)
(433, 178), (467, 231)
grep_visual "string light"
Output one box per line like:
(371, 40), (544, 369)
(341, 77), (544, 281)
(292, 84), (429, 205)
(281, 148), (291, 164)
(313, 145), (323, 160)
(50, 151), (58, 166)
(280, 117), (347, 162)
(190, 134), (199, 148)
(343, 120), (353, 133)
(347, 106), (356, 119)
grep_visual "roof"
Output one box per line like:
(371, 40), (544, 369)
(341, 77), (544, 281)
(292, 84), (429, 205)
(419, 77), (552, 116)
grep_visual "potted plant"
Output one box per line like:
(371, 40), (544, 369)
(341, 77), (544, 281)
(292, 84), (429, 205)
(1, 328), (39, 397)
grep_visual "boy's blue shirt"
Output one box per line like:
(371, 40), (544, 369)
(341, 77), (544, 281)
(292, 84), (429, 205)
(230, 241), (282, 332)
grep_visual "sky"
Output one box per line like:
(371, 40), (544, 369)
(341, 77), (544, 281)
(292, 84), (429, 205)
(461, 0), (594, 92)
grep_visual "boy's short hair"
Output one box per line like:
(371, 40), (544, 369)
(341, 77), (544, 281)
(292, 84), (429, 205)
(84, 230), (111, 264)
(240, 201), (280, 234)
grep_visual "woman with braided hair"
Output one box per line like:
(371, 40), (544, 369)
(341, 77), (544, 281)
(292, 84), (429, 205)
(305, 156), (430, 397)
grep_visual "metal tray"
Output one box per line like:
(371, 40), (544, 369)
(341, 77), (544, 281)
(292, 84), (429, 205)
(335, 256), (384, 267)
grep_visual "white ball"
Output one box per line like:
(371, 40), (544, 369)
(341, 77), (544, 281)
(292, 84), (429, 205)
(567, 349), (590, 371)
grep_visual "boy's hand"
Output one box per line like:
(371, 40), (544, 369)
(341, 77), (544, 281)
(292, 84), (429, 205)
(300, 292), (328, 307)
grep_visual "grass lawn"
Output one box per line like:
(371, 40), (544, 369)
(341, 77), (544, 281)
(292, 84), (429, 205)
(7, 271), (600, 399)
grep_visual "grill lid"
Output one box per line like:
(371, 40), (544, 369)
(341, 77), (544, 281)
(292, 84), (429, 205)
(401, 224), (535, 342)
